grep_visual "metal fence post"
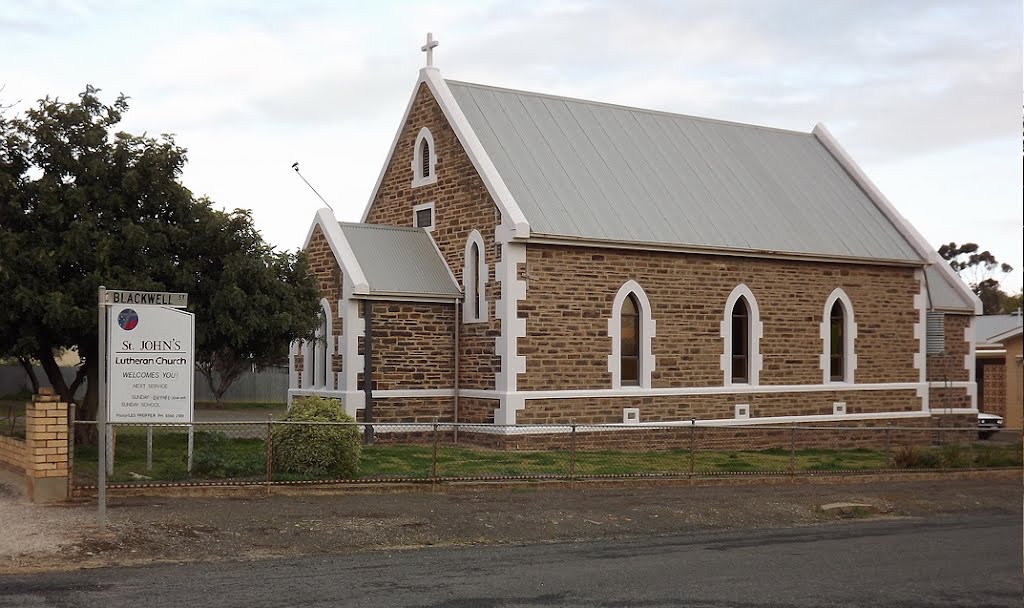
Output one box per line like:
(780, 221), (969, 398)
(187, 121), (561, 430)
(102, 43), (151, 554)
(884, 423), (891, 465)
(431, 418), (439, 481)
(570, 419), (577, 481)
(265, 415), (274, 489)
(688, 418), (696, 477)
(789, 426), (796, 476)
(146, 426), (153, 471)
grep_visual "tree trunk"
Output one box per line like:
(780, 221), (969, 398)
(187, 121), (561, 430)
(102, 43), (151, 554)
(76, 354), (99, 444)
(36, 349), (71, 403)
(16, 356), (40, 394)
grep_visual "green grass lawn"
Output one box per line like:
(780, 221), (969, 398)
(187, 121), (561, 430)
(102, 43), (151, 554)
(71, 430), (1024, 485)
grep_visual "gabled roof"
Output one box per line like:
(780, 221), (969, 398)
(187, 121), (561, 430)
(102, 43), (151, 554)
(338, 223), (461, 298)
(446, 80), (923, 264)
(924, 265), (978, 314)
(977, 314), (1024, 345)
(989, 324), (1023, 344)
(304, 208), (459, 300)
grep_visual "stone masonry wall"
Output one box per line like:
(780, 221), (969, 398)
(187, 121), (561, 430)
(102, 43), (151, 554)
(926, 314), (971, 383)
(359, 301), (455, 391)
(519, 389), (919, 425)
(519, 243), (920, 391)
(365, 82), (502, 391)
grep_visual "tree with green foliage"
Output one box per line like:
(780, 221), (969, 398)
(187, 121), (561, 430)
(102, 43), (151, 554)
(938, 242), (1015, 314)
(0, 86), (321, 430)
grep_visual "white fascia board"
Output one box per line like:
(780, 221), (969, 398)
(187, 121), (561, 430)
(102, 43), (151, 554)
(812, 123), (981, 315)
(304, 207), (369, 295)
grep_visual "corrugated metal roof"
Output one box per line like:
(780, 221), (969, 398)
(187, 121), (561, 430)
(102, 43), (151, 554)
(976, 314), (1024, 344)
(447, 80), (923, 263)
(924, 265), (975, 313)
(338, 223), (461, 297)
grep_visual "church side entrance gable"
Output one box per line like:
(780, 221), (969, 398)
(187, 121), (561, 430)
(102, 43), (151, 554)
(364, 82), (504, 417)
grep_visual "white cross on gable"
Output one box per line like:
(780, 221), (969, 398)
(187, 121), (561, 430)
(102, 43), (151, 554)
(421, 32), (439, 67)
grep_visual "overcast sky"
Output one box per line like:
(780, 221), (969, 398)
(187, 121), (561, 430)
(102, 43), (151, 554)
(2, 0), (1022, 291)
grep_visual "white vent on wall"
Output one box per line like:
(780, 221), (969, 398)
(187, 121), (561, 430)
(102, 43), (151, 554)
(623, 407), (640, 424)
(833, 401), (847, 415)
(926, 312), (945, 355)
(735, 404), (750, 419)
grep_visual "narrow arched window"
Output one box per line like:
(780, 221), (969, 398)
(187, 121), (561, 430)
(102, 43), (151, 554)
(412, 127), (437, 187)
(469, 242), (481, 320)
(315, 313), (328, 387)
(731, 298), (749, 383)
(620, 294), (640, 385)
(829, 301), (845, 381)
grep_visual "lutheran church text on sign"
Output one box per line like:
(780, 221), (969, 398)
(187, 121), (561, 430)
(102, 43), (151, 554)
(288, 36), (980, 445)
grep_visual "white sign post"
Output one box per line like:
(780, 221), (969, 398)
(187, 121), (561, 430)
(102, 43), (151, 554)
(97, 287), (192, 525)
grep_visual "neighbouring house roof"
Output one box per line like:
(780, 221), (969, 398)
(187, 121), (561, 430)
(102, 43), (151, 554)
(979, 315), (1024, 345)
(924, 265), (977, 314)
(446, 80), (923, 264)
(337, 222), (461, 298)
(989, 325), (1023, 344)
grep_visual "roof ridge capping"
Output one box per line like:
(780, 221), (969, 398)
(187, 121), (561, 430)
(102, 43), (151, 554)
(338, 221), (428, 233)
(444, 79), (812, 137)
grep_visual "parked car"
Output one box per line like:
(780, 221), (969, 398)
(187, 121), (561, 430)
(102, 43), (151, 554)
(978, 412), (1004, 439)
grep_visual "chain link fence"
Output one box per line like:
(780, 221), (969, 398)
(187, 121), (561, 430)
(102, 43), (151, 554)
(70, 420), (1023, 490)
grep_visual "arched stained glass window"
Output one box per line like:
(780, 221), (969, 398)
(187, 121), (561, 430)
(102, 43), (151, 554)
(731, 297), (749, 384)
(620, 294), (640, 385)
(830, 300), (845, 382)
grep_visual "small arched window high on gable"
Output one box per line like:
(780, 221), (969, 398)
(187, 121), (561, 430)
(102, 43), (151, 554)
(411, 127), (437, 187)
(421, 139), (431, 178)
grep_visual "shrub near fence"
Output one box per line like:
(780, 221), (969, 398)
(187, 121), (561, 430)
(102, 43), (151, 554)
(70, 421), (1023, 490)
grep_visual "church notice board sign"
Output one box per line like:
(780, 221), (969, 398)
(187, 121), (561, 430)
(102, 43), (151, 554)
(106, 297), (195, 423)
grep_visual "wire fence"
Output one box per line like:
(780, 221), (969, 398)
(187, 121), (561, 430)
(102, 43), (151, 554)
(69, 420), (1023, 489)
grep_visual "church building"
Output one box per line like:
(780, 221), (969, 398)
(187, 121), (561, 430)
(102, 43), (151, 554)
(289, 37), (980, 439)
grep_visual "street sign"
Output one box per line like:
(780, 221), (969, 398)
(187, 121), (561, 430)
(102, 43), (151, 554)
(107, 305), (195, 423)
(103, 290), (188, 308)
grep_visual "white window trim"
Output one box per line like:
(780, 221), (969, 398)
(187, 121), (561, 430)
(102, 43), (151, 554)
(607, 280), (656, 389)
(820, 288), (858, 384)
(412, 201), (436, 232)
(411, 127), (438, 188)
(720, 284), (763, 387)
(463, 229), (488, 323)
(304, 298), (334, 389)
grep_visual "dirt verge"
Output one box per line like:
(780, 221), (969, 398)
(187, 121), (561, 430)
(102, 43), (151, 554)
(2, 471), (1021, 574)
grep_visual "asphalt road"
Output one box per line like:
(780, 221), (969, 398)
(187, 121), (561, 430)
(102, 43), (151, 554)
(1, 512), (1020, 607)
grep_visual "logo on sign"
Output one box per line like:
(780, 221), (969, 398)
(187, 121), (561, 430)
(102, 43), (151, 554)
(117, 308), (139, 330)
